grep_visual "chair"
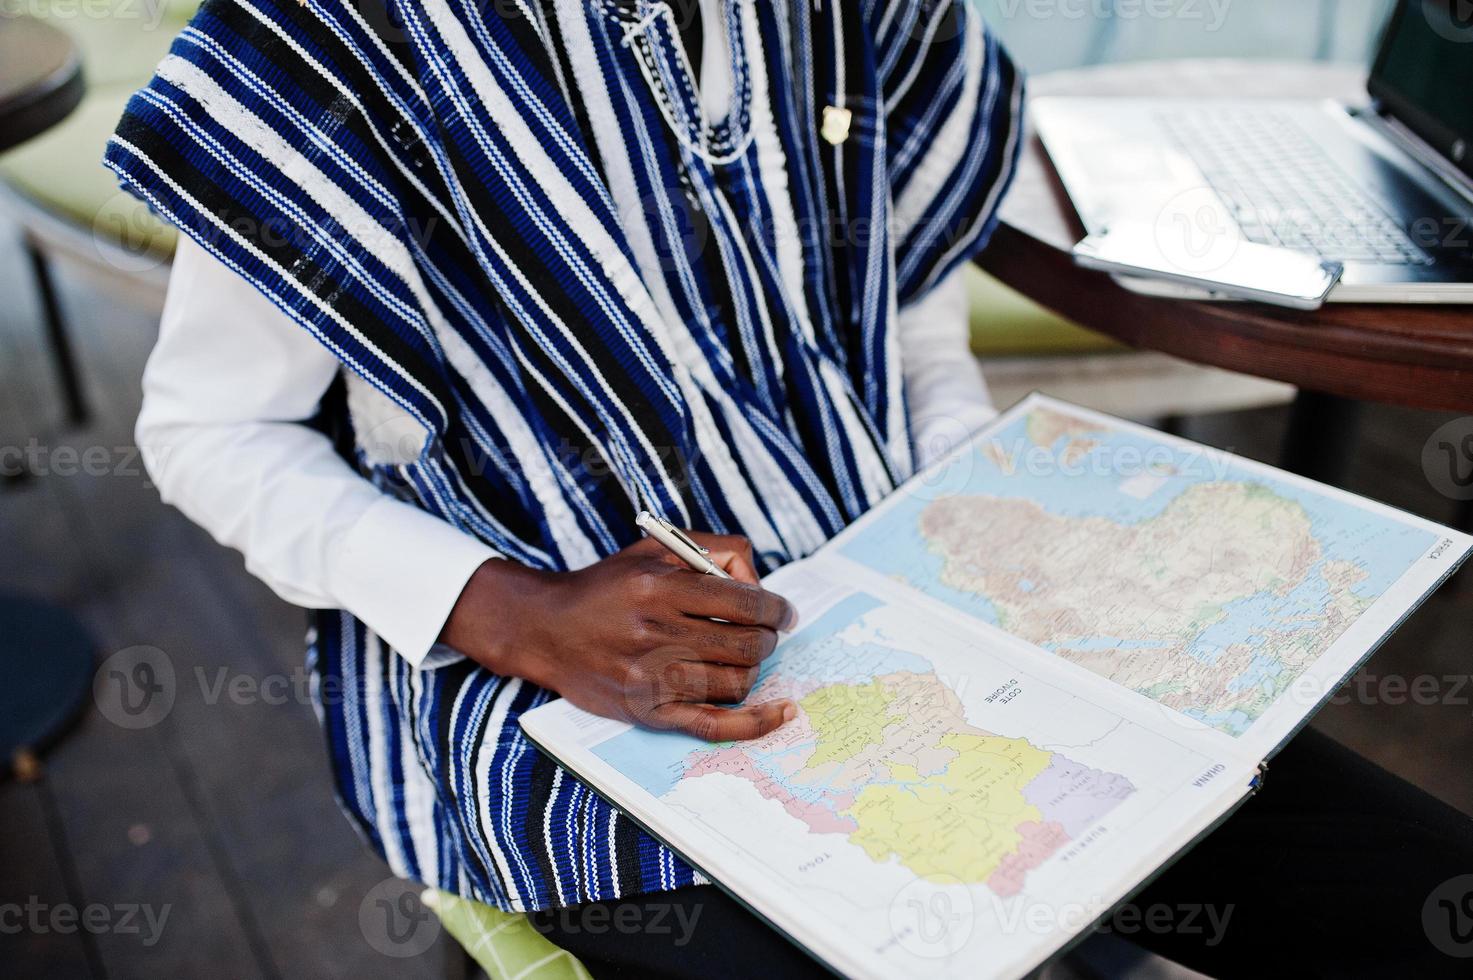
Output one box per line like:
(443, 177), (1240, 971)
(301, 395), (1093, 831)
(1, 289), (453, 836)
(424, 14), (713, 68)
(0, 0), (196, 426)
(422, 889), (592, 980)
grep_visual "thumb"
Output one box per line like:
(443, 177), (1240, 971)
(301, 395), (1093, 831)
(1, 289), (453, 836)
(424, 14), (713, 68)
(648, 699), (796, 742)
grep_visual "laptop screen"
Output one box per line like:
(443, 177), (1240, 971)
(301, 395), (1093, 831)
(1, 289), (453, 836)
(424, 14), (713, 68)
(1369, 1), (1473, 183)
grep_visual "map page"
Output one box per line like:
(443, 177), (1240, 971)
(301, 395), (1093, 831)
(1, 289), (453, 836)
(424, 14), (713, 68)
(835, 395), (1469, 748)
(522, 571), (1252, 978)
(520, 396), (1468, 976)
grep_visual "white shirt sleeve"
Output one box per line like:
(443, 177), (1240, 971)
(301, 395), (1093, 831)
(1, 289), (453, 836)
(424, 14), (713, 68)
(137, 237), (498, 666)
(897, 266), (995, 470)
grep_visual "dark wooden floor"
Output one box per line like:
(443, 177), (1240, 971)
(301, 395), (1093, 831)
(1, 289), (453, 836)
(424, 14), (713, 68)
(0, 227), (464, 978)
(1, 220), (1469, 978)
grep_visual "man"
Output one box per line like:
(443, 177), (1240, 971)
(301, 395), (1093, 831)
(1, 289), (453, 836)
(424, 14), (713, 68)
(115, 0), (1010, 969)
(112, 1), (1472, 976)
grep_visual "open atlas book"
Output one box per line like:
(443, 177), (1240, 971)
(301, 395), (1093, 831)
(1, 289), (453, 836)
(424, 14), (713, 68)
(520, 394), (1472, 978)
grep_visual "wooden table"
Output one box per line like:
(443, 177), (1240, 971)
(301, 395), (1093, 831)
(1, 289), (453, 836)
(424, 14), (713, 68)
(0, 13), (84, 153)
(976, 60), (1473, 426)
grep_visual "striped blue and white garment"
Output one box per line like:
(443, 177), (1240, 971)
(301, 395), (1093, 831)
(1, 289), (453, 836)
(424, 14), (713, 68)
(106, 0), (1023, 911)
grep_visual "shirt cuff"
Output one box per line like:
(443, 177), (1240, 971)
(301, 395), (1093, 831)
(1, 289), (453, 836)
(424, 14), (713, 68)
(329, 496), (499, 667)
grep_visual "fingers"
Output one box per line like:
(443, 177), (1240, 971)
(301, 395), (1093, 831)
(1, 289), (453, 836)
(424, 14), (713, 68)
(647, 699), (797, 742)
(631, 528), (762, 584)
(625, 530), (799, 631)
(661, 618), (778, 668)
(630, 658), (761, 705)
(668, 574), (798, 631)
(670, 662), (760, 704)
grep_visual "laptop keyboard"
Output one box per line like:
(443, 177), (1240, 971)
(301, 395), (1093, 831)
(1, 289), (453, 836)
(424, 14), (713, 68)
(1157, 108), (1431, 265)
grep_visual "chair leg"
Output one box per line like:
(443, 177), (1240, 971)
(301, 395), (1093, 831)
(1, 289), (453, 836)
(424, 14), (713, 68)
(25, 237), (89, 428)
(1279, 389), (1362, 487)
(1159, 414), (1188, 439)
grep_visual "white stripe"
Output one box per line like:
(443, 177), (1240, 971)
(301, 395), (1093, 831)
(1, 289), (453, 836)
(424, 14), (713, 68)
(883, 0), (951, 112)
(738, 2), (810, 342)
(915, 44), (1024, 296)
(437, 333), (602, 569)
(543, 767), (569, 902)
(891, 11), (984, 240)
(340, 617), (375, 826)
(880, 245), (912, 475)
(473, 678), (530, 907)
(363, 634), (410, 874)
(605, 809), (622, 900)
(555, 0), (692, 348)
(401, 667), (443, 883)
(511, 951), (573, 980)
(447, 679), (517, 903)
(720, 405), (830, 552)
(179, 28), (395, 213)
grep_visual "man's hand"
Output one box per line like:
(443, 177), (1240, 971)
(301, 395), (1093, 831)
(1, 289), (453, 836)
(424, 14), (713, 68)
(440, 533), (799, 741)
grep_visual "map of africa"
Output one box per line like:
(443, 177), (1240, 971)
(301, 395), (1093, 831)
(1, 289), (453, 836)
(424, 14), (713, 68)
(841, 405), (1440, 736)
(594, 594), (1139, 898)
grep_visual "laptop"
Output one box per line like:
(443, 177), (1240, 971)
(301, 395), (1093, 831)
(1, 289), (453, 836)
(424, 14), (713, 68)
(1032, 0), (1473, 303)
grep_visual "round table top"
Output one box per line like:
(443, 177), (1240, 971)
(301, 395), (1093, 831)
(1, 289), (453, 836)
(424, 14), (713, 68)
(0, 14), (85, 154)
(976, 59), (1473, 413)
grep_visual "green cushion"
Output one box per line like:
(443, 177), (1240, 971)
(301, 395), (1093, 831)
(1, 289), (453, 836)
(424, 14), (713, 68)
(424, 890), (592, 980)
(23, 0), (200, 89)
(0, 2), (200, 255)
(0, 85), (176, 259)
(965, 265), (1121, 357)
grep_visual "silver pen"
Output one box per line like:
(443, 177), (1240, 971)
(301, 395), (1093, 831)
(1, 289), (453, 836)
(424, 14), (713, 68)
(635, 511), (733, 579)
